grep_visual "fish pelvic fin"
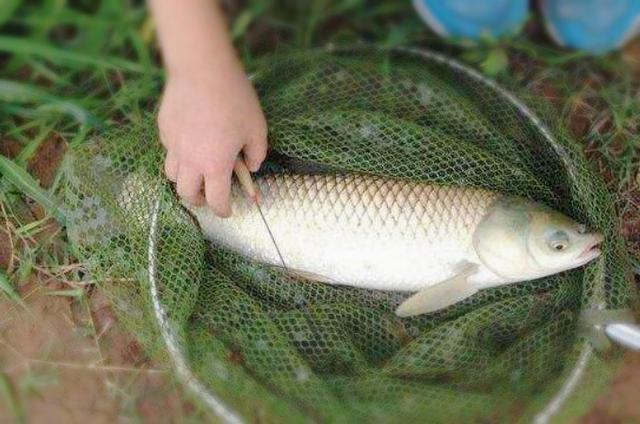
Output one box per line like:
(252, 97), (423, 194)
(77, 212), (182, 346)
(395, 263), (479, 317)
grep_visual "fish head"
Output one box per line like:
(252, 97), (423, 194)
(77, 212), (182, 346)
(473, 197), (603, 281)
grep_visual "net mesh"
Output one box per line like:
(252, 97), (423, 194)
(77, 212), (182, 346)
(62, 47), (636, 423)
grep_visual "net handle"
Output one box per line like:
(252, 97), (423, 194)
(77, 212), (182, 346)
(605, 323), (640, 350)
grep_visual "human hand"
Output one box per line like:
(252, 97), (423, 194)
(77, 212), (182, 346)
(158, 67), (267, 217)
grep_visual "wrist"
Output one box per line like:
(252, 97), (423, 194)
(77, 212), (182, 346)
(165, 53), (244, 87)
(151, 0), (243, 84)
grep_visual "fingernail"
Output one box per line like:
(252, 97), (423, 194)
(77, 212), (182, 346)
(219, 206), (232, 218)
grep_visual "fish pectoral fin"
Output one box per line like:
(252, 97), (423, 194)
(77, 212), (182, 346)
(286, 268), (335, 284)
(395, 264), (479, 317)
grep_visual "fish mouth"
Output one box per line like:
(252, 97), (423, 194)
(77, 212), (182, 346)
(577, 233), (604, 264)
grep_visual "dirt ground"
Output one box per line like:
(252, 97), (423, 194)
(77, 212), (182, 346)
(0, 278), (193, 423)
(581, 352), (640, 424)
(0, 136), (194, 423)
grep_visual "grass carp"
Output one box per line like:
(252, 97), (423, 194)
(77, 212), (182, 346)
(188, 173), (603, 317)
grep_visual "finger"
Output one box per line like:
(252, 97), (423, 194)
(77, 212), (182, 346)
(164, 152), (179, 182)
(205, 171), (232, 218)
(176, 168), (205, 206)
(242, 136), (267, 172)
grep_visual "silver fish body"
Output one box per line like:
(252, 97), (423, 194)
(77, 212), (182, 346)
(188, 173), (603, 316)
(191, 174), (503, 291)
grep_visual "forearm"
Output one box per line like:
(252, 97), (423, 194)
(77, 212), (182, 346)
(148, 0), (241, 79)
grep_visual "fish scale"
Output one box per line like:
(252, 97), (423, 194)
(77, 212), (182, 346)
(189, 173), (498, 292)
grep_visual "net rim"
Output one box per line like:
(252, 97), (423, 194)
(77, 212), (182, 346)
(145, 45), (606, 423)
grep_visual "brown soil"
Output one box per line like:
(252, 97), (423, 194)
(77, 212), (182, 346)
(26, 133), (67, 189)
(0, 226), (12, 270)
(0, 279), (192, 423)
(0, 137), (195, 422)
(580, 352), (640, 423)
(0, 136), (22, 159)
(620, 187), (640, 257)
(622, 37), (640, 77)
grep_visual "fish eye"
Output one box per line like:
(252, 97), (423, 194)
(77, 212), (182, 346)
(548, 231), (570, 252)
(551, 241), (567, 251)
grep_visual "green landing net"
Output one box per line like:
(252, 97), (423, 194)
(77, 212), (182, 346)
(63, 46), (637, 423)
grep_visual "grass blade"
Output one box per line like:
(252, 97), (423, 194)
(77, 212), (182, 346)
(0, 155), (65, 224)
(0, 0), (21, 26)
(0, 371), (25, 424)
(13, 125), (55, 165)
(0, 269), (21, 304)
(0, 35), (147, 73)
(0, 79), (96, 125)
(46, 288), (84, 298)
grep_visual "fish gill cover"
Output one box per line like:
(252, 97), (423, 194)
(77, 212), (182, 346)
(62, 47), (636, 423)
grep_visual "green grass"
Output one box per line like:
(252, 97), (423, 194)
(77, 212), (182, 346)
(0, 155), (64, 222)
(0, 0), (638, 420)
(0, 268), (21, 303)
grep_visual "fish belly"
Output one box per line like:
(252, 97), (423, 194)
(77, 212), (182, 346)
(189, 174), (497, 292)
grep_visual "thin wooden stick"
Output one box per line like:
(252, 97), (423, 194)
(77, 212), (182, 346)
(233, 157), (261, 204)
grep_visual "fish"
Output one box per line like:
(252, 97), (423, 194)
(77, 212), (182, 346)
(187, 173), (603, 317)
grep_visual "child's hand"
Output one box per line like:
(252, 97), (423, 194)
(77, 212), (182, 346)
(149, 0), (267, 216)
(158, 68), (267, 217)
